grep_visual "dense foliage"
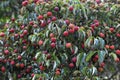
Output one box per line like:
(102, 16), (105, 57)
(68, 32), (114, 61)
(0, 0), (120, 80)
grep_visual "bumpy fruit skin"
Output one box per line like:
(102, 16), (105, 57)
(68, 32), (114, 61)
(100, 62), (105, 67)
(22, 1), (28, 6)
(52, 16), (57, 21)
(38, 40), (44, 46)
(0, 32), (5, 37)
(38, 15), (44, 20)
(40, 65), (45, 71)
(20, 63), (25, 68)
(115, 58), (120, 62)
(46, 53), (51, 59)
(51, 37), (56, 43)
(69, 6), (74, 11)
(55, 71), (60, 75)
(47, 12), (52, 17)
(50, 43), (56, 48)
(99, 33), (105, 38)
(50, 33), (55, 38)
(18, 55), (22, 60)
(96, 0), (101, 4)
(63, 31), (69, 37)
(109, 27), (114, 32)
(72, 57), (77, 63)
(69, 63), (74, 68)
(66, 43), (72, 48)
(65, 20), (70, 25)
(10, 60), (15, 65)
(109, 45), (115, 50)
(54, 7), (59, 12)
(4, 50), (9, 55)
(98, 67), (103, 72)
(1, 66), (6, 73)
(105, 45), (109, 49)
(68, 23), (75, 29)
(115, 50), (120, 55)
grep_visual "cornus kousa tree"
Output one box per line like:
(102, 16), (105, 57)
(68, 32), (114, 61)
(0, 0), (120, 80)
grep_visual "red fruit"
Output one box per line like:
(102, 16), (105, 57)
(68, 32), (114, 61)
(11, 18), (15, 22)
(40, 65), (45, 71)
(66, 43), (72, 48)
(29, 21), (34, 25)
(1, 66), (6, 73)
(21, 45), (26, 50)
(109, 45), (115, 50)
(69, 63), (74, 68)
(51, 37), (56, 42)
(37, 15), (44, 20)
(74, 26), (79, 31)
(9, 28), (15, 33)
(100, 62), (105, 67)
(55, 71), (60, 75)
(46, 53), (51, 59)
(69, 29), (75, 34)
(115, 50), (120, 55)
(31, 73), (34, 77)
(38, 40), (43, 46)
(96, 0), (101, 4)
(116, 33), (120, 37)
(22, 1), (28, 6)
(40, 21), (46, 27)
(18, 55), (22, 60)
(54, 7), (59, 12)
(81, 43), (84, 48)
(50, 33), (55, 38)
(52, 16), (57, 21)
(71, 49), (75, 54)
(23, 30), (28, 35)
(69, 6), (74, 11)
(72, 57), (77, 63)
(4, 50), (9, 55)
(14, 34), (19, 38)
(47, 12), (52, 17)
(109, 27), (114, 32)
(17, 74), (21, 78)
(95, 22), (100, 27)
(26, 68), (30, 73)
(65, 20), (70, 25)
(20, 34), (24, 38)
(0, 32), (5, 37)
(115, 58), (119, 62)
(20, 25), (25, 29)
(69, 23), (75, 29)
(98, 67), (103, 72)
(99, 32), (105, 38)
(33, 24), (38, 28)
(95, 55), (99, 59)
(14, 49), (18, 53)
(50, 43), (56, 48)
(33, 57), (37, 61)
(90, 24), (95, 29)
(105, 45), (109, 49)
(63, 31), (69, 37)
(94, 20), (99, 23)
(20, 63), (24, 68)
(10, 60), (15, 65)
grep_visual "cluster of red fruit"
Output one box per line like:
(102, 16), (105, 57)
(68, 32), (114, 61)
(0, 0), (120, 79)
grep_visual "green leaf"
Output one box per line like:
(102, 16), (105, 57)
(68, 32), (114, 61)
(109, 53), (117, 60)
(84, 36), (93, 48)
(86, 51), (96, 62)
(76, 53), (86, 67)
(98, 50), (106, 63)
(98, 37), (105, 49)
